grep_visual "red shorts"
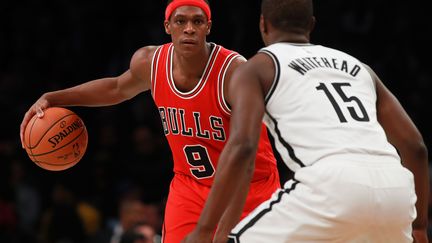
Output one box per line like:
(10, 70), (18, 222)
(161, 171), (280, 243)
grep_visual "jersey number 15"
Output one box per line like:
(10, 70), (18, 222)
(316, 82), (370, 123)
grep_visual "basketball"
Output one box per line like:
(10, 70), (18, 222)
(23, 107), (88, 171)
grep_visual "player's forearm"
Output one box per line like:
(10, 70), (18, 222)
(214, 162), (253, 241)
(43, 77), (127, 107)
(196, 142), (256, 234)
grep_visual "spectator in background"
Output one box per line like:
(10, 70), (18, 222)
(38, 182), (86, 243)
(0, 187), (17, 243)
(126, 125), (172, 202)
(140, 202), (163, 238)
(92, 196), (158, 243)
(9, 160), (41, 240)
(120, 222), (158, 243)
(77, 198), (102, 238)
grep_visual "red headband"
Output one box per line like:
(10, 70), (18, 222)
(165, 0), (211, 21)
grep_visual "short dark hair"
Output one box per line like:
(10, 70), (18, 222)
(261, 0), (313, 32)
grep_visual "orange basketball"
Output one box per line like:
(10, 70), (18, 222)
(23, 107), (88, 171)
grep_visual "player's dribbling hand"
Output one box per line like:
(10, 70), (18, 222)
(20, 95), (50, 148)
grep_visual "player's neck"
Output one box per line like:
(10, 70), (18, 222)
(268, 31), (310, 46)
(173, 42), (212, 79)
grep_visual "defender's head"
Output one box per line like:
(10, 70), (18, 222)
(260, 0), (315, 45)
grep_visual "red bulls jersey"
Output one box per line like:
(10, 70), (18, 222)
(151, 43), (277, 186)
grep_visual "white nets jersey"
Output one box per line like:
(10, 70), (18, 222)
(228, 43), (415, 243)
(260, 43), (401, 172)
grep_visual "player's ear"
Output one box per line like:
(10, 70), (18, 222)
(305, 16), (315, 40)
(309, 16), (316, 33)
(206, 20), (212, 35)
(259, 15), (267, 34)
(164, 20), (171, 35)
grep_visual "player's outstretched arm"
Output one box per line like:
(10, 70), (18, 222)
(368, 65), (429, 243)
(20, 46), (158, 148)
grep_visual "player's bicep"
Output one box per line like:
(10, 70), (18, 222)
(228, 61), (266, 144)
(117, 46), (157, 99)
(116, 69), (148, 99)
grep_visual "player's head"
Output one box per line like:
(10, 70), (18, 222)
(165, 0), (211, 22)
(164, 0), (212, 53)
(260, 0), (315, 45)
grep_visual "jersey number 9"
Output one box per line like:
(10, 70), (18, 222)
(184, 145), (215, 179)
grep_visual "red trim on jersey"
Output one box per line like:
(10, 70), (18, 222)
(166, 44), (221, 99)
(217, 53), (240, 116)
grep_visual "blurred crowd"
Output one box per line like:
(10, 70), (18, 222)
(1, 0), (431, 242)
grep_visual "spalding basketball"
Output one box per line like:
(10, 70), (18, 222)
(23, 107), (88, 171)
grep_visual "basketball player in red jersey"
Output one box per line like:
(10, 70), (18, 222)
(19, 0), (280, 242)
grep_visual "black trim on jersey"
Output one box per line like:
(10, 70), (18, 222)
(259, 50), (280, 105)
(230, 181), (299, 241)
(267, 130), (295, 183)
(227, 235), (237, 243)
(266, 111), (306, 168)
